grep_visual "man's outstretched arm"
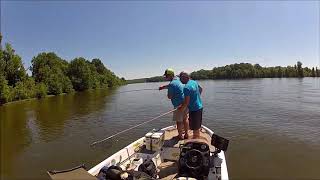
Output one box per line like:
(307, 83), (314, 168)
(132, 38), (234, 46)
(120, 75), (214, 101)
(159, 84), (169, 90)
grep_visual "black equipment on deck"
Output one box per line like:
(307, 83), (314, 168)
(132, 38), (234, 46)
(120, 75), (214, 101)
(211, 134), (229, 155)
(138, 158), (157, 179)
(97, 165), (127, 180)
(178, 142), (211, 180)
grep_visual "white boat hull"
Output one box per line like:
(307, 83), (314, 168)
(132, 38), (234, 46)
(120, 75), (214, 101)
(88, 125), (229, 180)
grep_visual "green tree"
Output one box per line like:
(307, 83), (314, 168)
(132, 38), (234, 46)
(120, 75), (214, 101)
(13, 82), (27, 100)
(254, 64), (263, 78)
(35, 82), (48, 98)
(68, 57), (93, 91)
(31, 52), (63, 82)
(13, 78), (36, 100)
(91, 58), (108, 74)
(90, 58), (124, 87)
(61, 76), (74, 93)
(0, 34), (4, 76)
(297, 61), (304, 77)
(31, 52), (73, 95)
(0, 75), (13, 104)
(46, 74), (63, 95)
(276, 66), (283, 78)
(303, 67), (311, 77)
(311, 67), (316, 77)
(1, 43), (26, 86)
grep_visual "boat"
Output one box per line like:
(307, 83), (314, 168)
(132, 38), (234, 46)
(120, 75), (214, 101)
(47, 125), (229, 180)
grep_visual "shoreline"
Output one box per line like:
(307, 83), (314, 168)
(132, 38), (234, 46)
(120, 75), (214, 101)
(0, 87), (123, 106)
(1, 94), (66, 106)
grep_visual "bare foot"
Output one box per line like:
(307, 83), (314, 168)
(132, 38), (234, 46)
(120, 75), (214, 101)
(174, 135), (184, 140)
(192, 135), (201, 139)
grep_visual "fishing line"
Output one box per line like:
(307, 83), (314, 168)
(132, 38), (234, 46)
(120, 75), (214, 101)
(90, 108), (177, 147)
(117, 88), (158, 94)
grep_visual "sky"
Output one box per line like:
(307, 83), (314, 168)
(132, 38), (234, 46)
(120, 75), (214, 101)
(1, 1), (319, 79)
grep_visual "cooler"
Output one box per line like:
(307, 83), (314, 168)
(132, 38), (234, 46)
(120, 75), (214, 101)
(145, 129), (165, 151)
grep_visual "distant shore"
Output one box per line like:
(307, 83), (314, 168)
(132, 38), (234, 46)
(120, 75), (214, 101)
(127, 62), (320, 84)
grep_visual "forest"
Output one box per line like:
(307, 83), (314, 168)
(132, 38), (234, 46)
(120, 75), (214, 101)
(0, 35), (125, 105)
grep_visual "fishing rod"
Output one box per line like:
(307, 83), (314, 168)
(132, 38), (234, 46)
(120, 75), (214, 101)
(90, 108), (177, 147)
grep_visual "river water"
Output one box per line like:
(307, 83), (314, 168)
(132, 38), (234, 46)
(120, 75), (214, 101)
(1, 78), (320, 179)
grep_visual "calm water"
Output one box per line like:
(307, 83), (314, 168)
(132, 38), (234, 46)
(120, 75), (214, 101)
(1, 78), (320, 179)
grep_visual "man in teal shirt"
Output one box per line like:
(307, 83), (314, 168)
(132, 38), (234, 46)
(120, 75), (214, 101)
(178, 72), (203, 139)
(159, 68), (189, 139)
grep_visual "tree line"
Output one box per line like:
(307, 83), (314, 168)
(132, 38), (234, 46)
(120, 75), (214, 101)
(190, 62), (319, 80)
(0, 35), (125, 105)
(127, 62), (319, 84)
(126, 76), (166, 84)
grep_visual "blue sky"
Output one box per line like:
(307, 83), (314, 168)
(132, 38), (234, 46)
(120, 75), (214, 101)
(1, 1), (319, 79)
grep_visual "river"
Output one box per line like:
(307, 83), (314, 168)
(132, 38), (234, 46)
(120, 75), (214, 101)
(1, 78), (320, 179)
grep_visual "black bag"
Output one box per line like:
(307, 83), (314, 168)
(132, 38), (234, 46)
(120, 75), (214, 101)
(97, 165), (126, 180)
(138, 158), (157, 179)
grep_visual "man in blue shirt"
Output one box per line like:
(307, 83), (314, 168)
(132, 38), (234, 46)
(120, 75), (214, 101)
(159, 68), (189, 139)
(178, 72), (203, 139)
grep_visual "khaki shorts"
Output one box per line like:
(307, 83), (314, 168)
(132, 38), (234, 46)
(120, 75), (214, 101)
(173, 108), (189, 122)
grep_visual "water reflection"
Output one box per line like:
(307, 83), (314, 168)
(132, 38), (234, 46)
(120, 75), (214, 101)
(0, 88), (118, 179)
(0, 102), (32, 178)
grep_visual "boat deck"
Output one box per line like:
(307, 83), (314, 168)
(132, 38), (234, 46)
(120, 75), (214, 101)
(158, 161), (178, 180)
(163, 127), (216, 151)
(158, 128), (215, 180)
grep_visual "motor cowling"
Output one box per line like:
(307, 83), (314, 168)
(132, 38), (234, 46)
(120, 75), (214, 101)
(178, 142), (210, 180)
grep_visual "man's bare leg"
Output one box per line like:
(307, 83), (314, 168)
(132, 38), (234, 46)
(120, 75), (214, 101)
(193, 129), (200, 139)
(177, 121), (184, 139)
(183, 116), (189, 139)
